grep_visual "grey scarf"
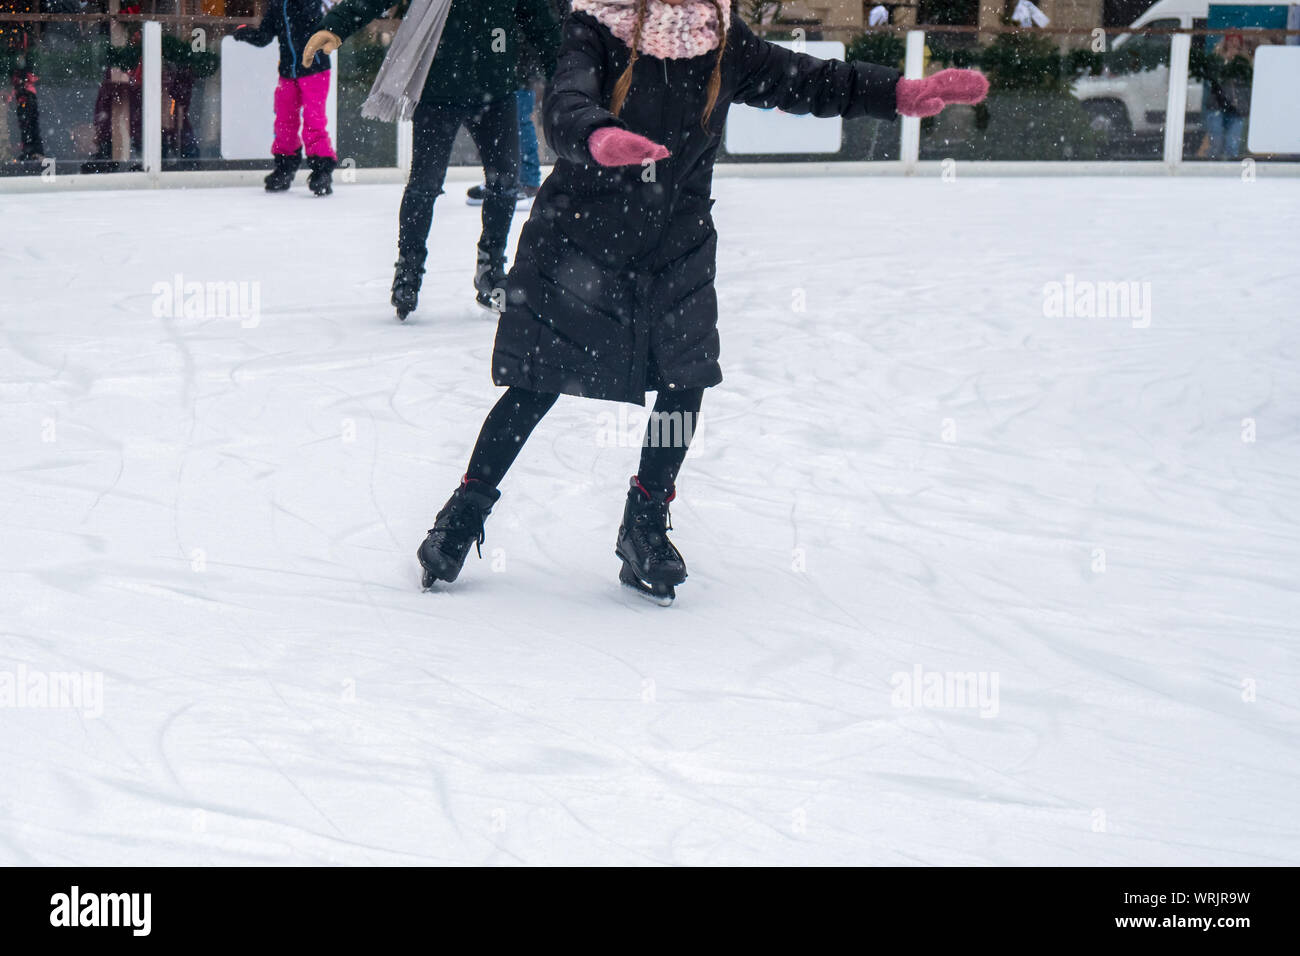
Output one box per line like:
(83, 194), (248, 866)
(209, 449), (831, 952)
(361, 0), (455, 122)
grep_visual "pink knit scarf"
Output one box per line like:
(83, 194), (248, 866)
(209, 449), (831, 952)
(572, 0), (729, 61)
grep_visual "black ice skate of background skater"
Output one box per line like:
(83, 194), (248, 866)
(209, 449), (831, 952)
(417, 0), (987, 604)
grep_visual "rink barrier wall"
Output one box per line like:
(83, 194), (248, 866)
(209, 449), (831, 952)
(4, 20), (1298, 193)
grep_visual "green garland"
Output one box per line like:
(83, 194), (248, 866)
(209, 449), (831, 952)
(161, 34), (219, 78)
(845, 32), (906, 70)
(92, 36), (220, 77)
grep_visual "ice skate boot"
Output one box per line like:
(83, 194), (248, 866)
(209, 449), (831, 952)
(264, 150), (301, 192)
(392, 253), (426, 321)
(418, 479), (501, 589)
(615, 477), (687, 606)
(307, 155), (336, 196)
(473, 246), (507, 312)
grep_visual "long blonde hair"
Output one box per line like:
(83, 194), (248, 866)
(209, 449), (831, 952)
(609, 0), (729, 131)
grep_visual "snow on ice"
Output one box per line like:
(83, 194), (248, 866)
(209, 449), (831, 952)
(1, 175), (1298, 865)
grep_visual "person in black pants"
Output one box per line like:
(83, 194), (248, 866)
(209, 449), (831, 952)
(306, 0), (562, 317)
(402, 98), (519, 311)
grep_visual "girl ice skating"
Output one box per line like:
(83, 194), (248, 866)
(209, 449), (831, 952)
(235, 0), (338, 195)
(418, 0), (988, 603)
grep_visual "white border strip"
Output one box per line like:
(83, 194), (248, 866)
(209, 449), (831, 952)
(900, 31), (924, 172)
(3, 160), (1297, 194)
(1163, 33), (1192, 168)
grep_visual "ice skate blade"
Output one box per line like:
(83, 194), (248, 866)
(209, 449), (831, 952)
(619, 562), (675, 607)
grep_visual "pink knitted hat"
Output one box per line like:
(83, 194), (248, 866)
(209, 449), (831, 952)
(572, 0), (730, 60)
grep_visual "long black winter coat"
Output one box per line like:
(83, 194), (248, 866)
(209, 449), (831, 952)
(491, 9), (900, 405)
(238, 0), (330, 79)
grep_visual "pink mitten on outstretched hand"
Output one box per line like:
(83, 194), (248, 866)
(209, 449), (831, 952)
(588, 127), (670, 167)
(896, 69), (989, 118)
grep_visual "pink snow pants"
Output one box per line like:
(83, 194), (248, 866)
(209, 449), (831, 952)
(272, 71), (335, 159)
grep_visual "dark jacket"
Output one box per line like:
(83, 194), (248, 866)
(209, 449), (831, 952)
(237, 0), (331, 79)
(322, 0), (562, 105)
(518, 0), (569, 85)
(491, 9), (899, 405)
(1207, 55), (1252, 117)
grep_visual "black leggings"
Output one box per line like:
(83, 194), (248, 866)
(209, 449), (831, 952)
(399, 95), (519, 262)
(466, 387), (704, 496)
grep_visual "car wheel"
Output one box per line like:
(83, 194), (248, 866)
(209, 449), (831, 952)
(1083, 101), (1133, 157)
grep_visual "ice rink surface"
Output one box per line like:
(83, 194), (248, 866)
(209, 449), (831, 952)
(1, 175), (1298, 864)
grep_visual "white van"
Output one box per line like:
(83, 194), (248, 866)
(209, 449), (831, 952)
(1071, 0), (1283, 150)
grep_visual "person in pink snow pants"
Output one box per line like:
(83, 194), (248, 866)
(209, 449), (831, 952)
(235, 0), (337, 195)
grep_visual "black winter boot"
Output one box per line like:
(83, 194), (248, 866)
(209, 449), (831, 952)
(391, 253), (426, 321)
(473, 246), (508, 312)
(307, 155), (336, 196)
(418, 479), (502, 589)
(615, 477), (687, 606)
(264, 151), (302, 192)
(466, 183), (538, 206)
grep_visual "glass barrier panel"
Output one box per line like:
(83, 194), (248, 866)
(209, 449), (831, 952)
(920, 28), (1171, 162)
(717, 28), (901, 163)
(159, 20), (223, 165)
(1, 16), (138, 175)
(150, 17), (401, 173)
(335, 23), (397, 171)
(1184, 28), (1299, 163)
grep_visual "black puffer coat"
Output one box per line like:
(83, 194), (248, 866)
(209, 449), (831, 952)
(491, 8), (899, 405)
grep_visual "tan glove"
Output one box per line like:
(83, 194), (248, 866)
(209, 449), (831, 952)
(302, 30), (341, 69)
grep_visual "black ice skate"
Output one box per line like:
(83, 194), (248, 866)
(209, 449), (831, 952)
(417, 479), (501, 589)
(391, 254), (426, 321)
(473, 247), (507, 312)
(264, 151), (301, 192)
(466, 183), (538, 206)
(615, 477), (687, 606)
(307, 155), (336, 196)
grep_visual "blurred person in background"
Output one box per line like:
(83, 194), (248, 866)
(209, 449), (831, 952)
(1203, 31), (1254, 160)
(92, 0), (142, 162)
(0, 0), (45, 162)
